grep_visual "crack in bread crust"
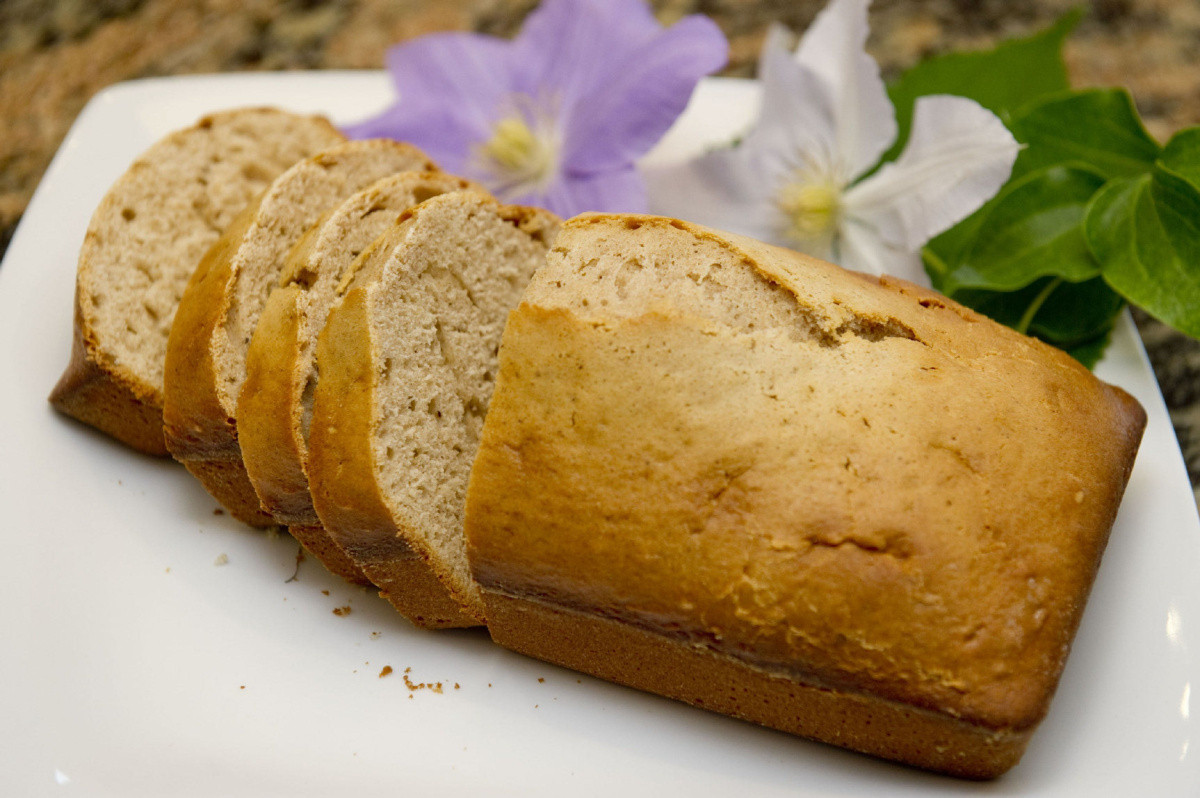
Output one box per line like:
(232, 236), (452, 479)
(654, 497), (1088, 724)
(464, 213), (1146, 777)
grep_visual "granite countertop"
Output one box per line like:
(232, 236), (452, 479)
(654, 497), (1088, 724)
(2, 0), (1197, 507)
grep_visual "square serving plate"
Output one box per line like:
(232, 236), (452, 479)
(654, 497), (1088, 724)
(1, 72), (1197, 796)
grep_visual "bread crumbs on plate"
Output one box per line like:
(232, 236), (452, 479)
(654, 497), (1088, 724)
(213, 553), (228, 566)
(379, 665), (393, 678)
(402, 667), (444, 694)
(332, 605), (351, 616)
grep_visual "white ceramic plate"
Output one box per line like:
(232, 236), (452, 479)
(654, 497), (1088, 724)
(1, 73), (1197, 797)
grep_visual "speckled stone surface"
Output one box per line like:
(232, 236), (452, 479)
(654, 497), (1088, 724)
(2, 0), (1198, 506)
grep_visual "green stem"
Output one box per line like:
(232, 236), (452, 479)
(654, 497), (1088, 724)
(1015, 277), (1064, 335)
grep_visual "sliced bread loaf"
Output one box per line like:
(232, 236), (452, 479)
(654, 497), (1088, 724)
(162, 139), (436, 526)
(307, 192), (558, 628)
(49, 108), (344, 454)
(238, 171), (482, 584)
(463, 213), (1146, 778)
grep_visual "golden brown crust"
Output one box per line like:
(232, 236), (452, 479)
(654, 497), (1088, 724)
(182, 456), (275, 527)
(162, 201), (268, 526)
(463, 214), (1147, 776)
(307, 286), (477, 628)
(376, 554), (490, 630)
(239, 248), (375, 584)
(238, 173), (484, 586)
(165, 141), (436, 529)
(238, 284), (314, 524)
(482, 589), (1030, 780)
(50, 109), (344, 457)
(49, 285), (169, 455)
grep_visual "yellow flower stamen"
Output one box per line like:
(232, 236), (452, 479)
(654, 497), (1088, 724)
(482, 117), (544, 171)
(778, 177), (842, 244)
(474, 103), (559, 201)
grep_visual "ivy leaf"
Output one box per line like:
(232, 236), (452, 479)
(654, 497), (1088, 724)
(1008, 88), (1161, 180)
(886, 9), (1200, 364)
(1063, 326), (1115, 371)
(1160, 127), (1200, 192)
(883, 9), (1079, 165)
(1086, 149), (1200, 338)
(1028, 275), (1126, 345)
(928, 165), (1107, 295)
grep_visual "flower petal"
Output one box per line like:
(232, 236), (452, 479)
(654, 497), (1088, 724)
(843, 94), (1020, 252)
(513, 0), (660, 99)
(837, 216), (928, 283)
(794, 0), (896, 176)
(561, 14), (728, 171)
(383, 32), (513, 126)
(342, 104), (477, 174)
(644, 149), (787, 245)
(342, 32), (516, 173)
(747, 24), (842, 178)
(537, 166), (649, 217)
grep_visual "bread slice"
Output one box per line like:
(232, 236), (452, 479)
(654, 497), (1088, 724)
(162, 139), (436, 526)
(238, 171), (483, 584)
(307, 192), (558, 628)
(463, 214), (1146, 778)
(49, 108), (344, 454)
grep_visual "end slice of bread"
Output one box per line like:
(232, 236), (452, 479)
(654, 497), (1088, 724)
(463, 213), (1147, 778)
(239, 171), (483, 584)
(307, 192), (559, 628)
(162, 139), (435, 525)
(49, 108), (345, 454)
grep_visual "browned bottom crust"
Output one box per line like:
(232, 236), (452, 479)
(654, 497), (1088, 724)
(366, 550), (481, 630)
(182, 456), (274, 527)
(481, 588), (1031, 779)
(289, 523), (372, 586)
(49, 326), (169, 456)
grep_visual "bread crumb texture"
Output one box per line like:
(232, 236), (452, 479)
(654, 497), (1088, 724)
(366, 196), (555, 615)
(307, 191), (558, 627)
(465, 215), (1145, 747)
(238, 171), (478, 529)
(80, 109), (343, 400)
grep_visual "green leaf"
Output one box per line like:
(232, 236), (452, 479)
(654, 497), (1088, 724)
(1159, 127), (1200, 193)
(1028, 275), (1126, 344)
(1009, 88), (1161, 180)
(1063, 326), (1115, 370)
(1085, 167), (1200, 338)
(929, 165), (1107, 295)
(949, 276), (1124, 348)
(884, 9), (1079, 165)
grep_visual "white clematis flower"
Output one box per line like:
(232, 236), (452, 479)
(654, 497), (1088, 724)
(645, 0), (1021, 286)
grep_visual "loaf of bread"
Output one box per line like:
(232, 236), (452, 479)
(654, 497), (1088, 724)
(307, 192), (559, 628)
(463, 214), (1146, 778)
(49, 108), (344, 454)
(238, 171), (482, 584)
(162, 140), (435, 526)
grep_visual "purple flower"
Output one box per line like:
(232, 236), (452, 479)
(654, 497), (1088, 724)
(344, 0), (727, 217)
